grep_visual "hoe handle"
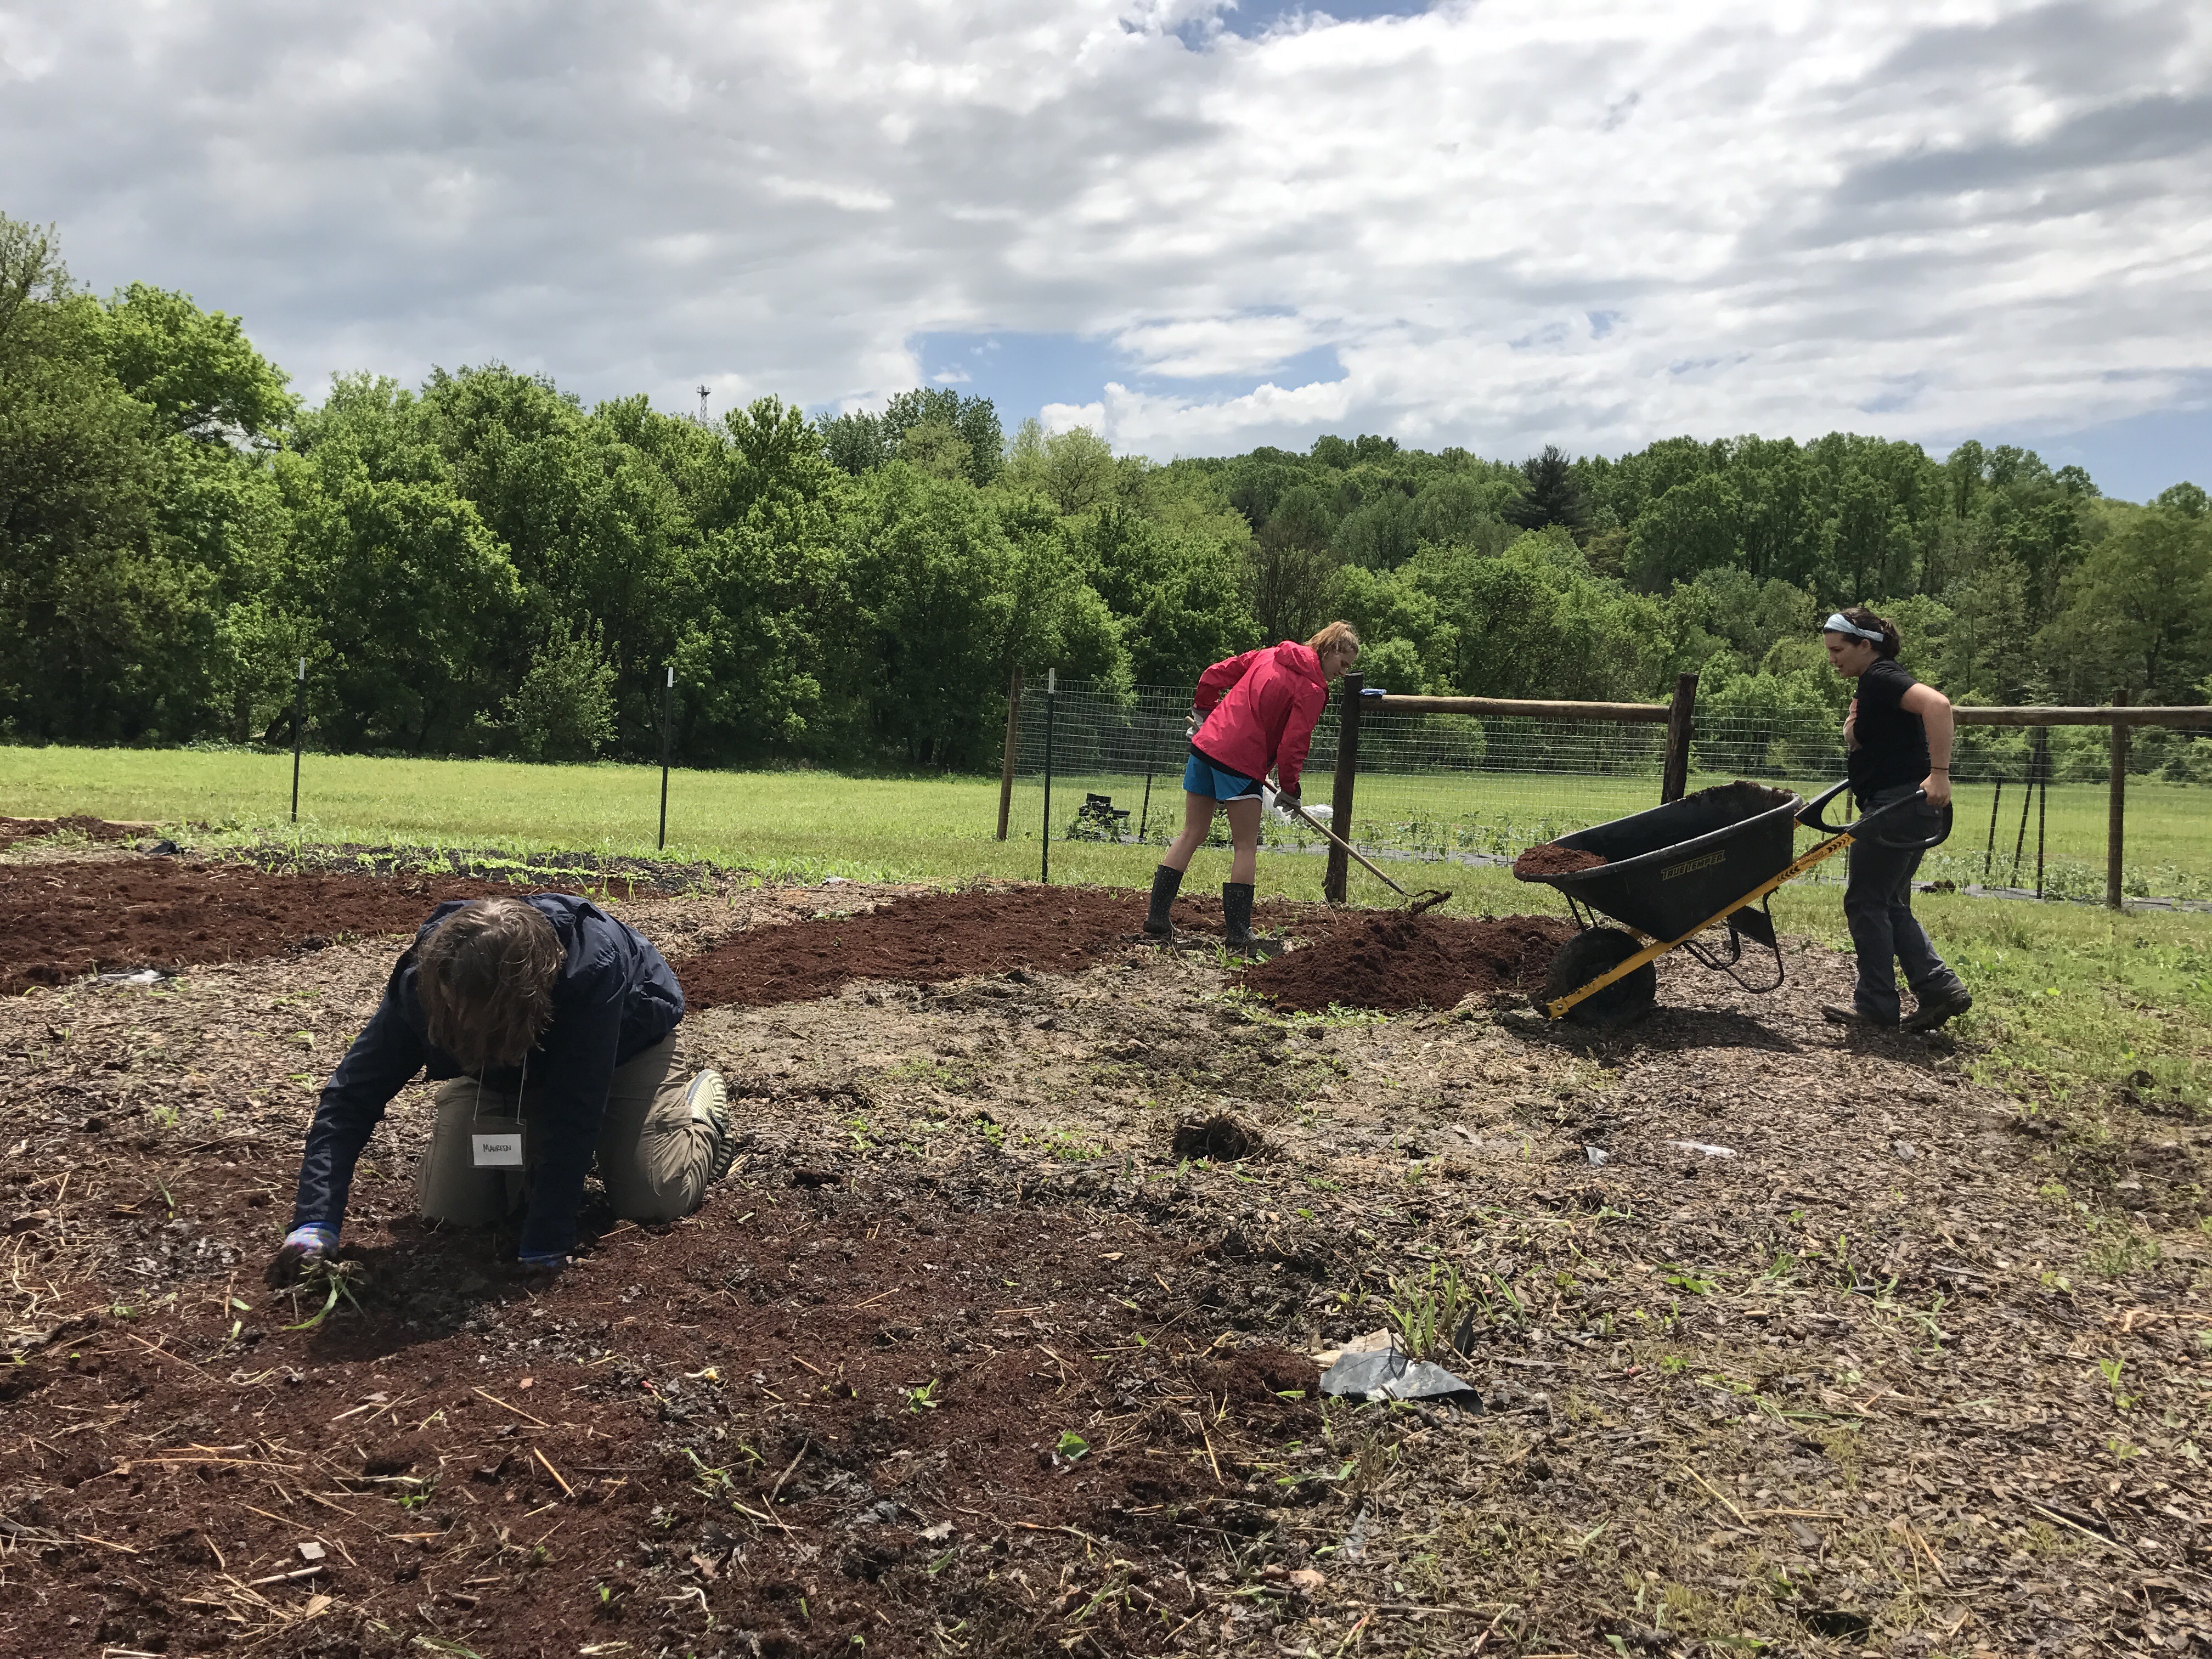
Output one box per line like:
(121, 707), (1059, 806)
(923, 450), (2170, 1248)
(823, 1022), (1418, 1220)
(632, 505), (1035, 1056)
(1286, 803), (1410, 899)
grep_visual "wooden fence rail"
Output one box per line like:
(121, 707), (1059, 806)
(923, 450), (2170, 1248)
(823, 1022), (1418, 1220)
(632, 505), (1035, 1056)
(1322, 681), (2212, 909)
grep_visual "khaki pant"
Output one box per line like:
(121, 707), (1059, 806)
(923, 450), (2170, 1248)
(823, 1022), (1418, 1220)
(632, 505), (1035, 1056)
(413, 1035), (716, 1227)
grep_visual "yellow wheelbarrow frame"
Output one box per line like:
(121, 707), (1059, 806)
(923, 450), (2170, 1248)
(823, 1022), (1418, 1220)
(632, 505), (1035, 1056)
(1543, 782), (1949, 1023)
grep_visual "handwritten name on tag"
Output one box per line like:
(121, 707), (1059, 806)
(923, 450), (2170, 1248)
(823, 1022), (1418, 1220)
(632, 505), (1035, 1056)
(471, 1132), (523, 1169)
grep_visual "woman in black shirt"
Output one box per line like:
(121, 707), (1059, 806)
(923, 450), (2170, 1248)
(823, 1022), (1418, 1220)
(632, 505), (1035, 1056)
(1821, 608), (1973, 1032)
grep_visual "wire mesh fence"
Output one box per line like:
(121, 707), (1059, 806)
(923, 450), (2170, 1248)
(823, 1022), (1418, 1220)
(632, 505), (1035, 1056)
(1005, 679), (2212, 903)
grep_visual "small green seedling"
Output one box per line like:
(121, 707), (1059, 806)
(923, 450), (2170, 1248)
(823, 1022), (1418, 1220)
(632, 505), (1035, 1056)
(2096, 1357), (2137, 1410)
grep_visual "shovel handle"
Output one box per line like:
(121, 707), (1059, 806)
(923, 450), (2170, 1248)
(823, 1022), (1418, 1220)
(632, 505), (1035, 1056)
(1285, 803), (1410, 900)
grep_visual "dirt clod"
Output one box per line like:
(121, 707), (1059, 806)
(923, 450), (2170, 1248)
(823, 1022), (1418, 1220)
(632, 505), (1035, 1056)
(1171, 1110), (1268, 1163)
(1238, 912), (1576, 1013)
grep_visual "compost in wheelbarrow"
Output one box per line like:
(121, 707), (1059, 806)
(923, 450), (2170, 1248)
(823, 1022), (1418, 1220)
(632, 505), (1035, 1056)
(1531, 781), (1804, 942)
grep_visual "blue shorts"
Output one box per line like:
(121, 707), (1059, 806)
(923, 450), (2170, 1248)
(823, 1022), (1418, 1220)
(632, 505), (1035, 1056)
(1184, 748), (1261, 802)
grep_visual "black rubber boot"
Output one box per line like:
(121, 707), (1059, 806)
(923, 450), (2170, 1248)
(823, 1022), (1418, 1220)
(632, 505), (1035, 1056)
(1221, 882), (1256, 949)
(1144, 864), (1184, 936)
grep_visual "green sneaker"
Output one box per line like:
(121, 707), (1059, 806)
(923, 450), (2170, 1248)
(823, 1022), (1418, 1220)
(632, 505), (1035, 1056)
(686, 1070), (737, 1181)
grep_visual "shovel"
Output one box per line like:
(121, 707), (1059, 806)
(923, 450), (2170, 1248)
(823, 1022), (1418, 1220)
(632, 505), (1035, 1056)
(1281, 801), (1452, 915)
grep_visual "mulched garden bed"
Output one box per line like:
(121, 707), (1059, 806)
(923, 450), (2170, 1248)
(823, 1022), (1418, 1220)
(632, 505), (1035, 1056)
(5, 844), (2209, 1655)
(676, 887), (1336, 1011)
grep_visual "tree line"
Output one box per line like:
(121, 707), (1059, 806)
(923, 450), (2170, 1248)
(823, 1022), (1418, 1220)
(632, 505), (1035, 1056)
(3, 213), (2207, 780)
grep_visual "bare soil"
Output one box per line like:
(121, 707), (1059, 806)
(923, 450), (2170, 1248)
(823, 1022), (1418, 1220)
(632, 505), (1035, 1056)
(1238, 913), (1576, 1015)
(4, 843), (2210, 1657)
(0, 861), (541, 998)
(0, 815), (152, 853)
(679, 887), (1331, 1012)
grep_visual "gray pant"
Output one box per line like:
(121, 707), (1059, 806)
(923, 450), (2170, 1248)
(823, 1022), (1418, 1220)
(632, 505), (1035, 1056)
(412, 1035), (716, 1227)
(1844, 787), (1966, 1023)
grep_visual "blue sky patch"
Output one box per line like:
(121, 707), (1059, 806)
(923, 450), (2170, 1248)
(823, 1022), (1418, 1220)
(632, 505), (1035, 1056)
(903, 330), (1345, 425)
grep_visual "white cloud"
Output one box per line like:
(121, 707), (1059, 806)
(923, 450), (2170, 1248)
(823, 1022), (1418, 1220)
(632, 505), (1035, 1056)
(1041, 400), (1108, 435)
(3, 0), (2206, 460)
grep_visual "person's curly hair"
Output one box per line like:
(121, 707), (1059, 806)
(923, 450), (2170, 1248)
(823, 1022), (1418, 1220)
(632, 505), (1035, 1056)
(413, 898), (564, 1073)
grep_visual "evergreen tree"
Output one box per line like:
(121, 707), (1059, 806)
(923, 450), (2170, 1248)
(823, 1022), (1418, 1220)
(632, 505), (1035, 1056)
(1504, 444), (1588, 534)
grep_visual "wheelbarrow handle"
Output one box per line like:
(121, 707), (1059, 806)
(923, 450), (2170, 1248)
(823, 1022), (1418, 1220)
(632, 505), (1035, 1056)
(1797, 781), (1953, 849)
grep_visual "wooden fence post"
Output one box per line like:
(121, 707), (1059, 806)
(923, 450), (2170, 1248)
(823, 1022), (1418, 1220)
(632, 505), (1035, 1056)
(996, 666), (1023, 842)
(1660, 672), (1697, 804)
(1325, 674), (1365, 905)
(2107, 687), (2129, 910)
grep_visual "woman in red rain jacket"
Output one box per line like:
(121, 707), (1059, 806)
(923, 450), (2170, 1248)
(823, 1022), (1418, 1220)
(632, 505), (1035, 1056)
(1144, 622), (1361, 947)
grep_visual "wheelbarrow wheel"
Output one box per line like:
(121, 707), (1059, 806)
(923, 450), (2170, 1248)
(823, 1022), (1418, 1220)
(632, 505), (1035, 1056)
(1543, 928), (1656, 1027)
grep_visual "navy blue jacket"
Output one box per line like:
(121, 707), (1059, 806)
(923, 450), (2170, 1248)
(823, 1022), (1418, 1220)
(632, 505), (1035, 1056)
(287, 895), (684, 1258)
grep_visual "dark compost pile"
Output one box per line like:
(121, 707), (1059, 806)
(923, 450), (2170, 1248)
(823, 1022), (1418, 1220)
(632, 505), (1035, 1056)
(1513, 842), (1610, 879)
(1238, 912), (1576, 1013)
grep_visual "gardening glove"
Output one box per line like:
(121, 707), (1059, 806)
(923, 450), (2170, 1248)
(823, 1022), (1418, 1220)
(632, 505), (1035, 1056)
(1276, 789), (1301, 815)
(266, 1223), (337, 1287)
(1186, 709), (1201, 741)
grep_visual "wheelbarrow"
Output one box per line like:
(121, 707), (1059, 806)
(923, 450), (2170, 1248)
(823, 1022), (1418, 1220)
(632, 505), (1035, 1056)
(1515, 780), (1951, 1026)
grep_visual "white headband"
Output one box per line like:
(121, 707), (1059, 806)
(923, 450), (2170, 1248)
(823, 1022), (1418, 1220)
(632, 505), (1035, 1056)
(1822, 612), (1886, 644)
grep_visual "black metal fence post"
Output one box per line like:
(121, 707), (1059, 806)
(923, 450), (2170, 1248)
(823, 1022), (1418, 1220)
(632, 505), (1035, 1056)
(2033, 726), (2049, 900)
(1324, 673), (1365, 904)
(1041, 669), (1057, 884)
(2107, 690), (2129, 909)
(290, 656), (304, 824)
(996, 666), (1023, 842)
(1982, 775), (2004, 884)
(658, 665), (673, 852)
(1137, 704), (1167, 843)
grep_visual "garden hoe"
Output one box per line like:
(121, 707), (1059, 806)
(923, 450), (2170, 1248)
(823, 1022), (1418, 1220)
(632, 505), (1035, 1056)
(1282, 802), (1452, 915)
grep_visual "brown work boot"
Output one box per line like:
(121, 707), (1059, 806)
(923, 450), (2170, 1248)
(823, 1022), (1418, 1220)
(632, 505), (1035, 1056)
(1904, 988), (1973, 1032)
(1821, 1003), (1898, 1030)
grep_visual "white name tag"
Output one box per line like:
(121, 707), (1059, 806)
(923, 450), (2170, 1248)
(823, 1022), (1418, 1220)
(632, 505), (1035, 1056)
(471, 1132), (524, 1169)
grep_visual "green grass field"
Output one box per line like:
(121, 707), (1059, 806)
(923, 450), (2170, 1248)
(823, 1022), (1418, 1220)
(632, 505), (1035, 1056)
(1019, 765), (2212, 902)
(6, 742), (2209, 1121)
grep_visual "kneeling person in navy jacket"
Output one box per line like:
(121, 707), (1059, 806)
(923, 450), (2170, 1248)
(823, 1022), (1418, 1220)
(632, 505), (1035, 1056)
(268, 894), (734, 1282)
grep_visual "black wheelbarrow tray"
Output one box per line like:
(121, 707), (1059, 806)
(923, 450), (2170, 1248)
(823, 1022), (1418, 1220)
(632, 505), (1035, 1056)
(1514, 779), (1950, 1026)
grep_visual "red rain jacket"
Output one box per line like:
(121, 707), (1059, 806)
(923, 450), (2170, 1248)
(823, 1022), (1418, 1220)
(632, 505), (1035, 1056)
(1191, 641), (1329, 797)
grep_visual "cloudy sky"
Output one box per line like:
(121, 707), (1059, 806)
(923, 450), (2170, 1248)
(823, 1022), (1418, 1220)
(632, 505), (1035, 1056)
(4, 0), (2208, 498)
